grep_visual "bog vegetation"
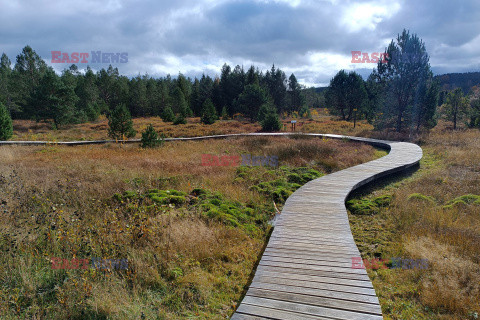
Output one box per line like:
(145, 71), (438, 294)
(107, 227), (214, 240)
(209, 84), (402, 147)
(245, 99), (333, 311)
(1, 28), (480, 319)
(0, 134), (377, 319)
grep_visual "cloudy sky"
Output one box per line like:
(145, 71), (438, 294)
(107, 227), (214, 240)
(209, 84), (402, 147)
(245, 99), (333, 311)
(1, 0), (479, 86)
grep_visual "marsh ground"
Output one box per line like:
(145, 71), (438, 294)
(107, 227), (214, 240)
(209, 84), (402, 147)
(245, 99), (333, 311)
(1, 113), (479, 319)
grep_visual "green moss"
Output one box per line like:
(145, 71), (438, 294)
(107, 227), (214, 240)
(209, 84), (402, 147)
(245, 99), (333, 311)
(190, 188), (208, 197)
(374, 194), (392, 207)
(442, 195), (480, 209)
(447, 194), (480, 205)
(407, 193), (435, 203)
(150, 196), (168, 204)
(165, 189), (186, 196)
(208, 199), (221, 207)
(273, 188), (293, 203)
(347, 199), (379, 215)
(205, 208), (221, 219)
(150, 195), (186, 205)
(114, 184), (273, 238)
(123, 190), (137, 199)
(166, 196), (186, 205)
(286, 173), (303, 184)
(223, 214), (239, 227)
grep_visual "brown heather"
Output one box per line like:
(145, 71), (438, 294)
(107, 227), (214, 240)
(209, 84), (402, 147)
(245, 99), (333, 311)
(0, 117), (378, 319)
(349, 121), (480, 320)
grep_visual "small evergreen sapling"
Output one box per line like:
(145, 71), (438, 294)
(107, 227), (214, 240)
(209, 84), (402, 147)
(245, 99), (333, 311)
(108, 104), (136, 139)
(201, 99), (218, 124)
(141, 124), (164, 148)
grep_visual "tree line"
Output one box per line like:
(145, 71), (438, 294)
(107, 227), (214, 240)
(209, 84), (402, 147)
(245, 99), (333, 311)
(2, 33), (480, 141)
(0, 46), (308, 130)
(325, 29), (480, 132)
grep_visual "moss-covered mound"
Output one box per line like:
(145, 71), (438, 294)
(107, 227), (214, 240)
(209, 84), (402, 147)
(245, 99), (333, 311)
(113, 188), (271, 237)
(347, 194), (393, 215)
(236, 165), (323, 203)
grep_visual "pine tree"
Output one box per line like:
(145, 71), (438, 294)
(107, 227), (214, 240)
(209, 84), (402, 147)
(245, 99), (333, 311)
(236, 84), (268, 121)
(201, 99), (218, 124)
(141, 124), (163, 148)
(108, 104), (136, 139)
(161, 106), (175, 122)
(288, 74), (304, 113)
(261, 108), (282, 131)
(445, 88), (469, 130)
(221, 106), (228, 120)
(257, 102), (276, 123)
(30, 68), (78, 127)
(468, 98), (480, 128)
(173, 113), (186, 125)
(373, 29), (434, 131)
(13, 46), (48, 116)
(0, 101), (13, 140)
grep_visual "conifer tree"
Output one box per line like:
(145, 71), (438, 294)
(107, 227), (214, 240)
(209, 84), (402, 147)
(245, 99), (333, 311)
(201, 99), (218, 124)
(141, 124), (163, 148)
(161, 106), (175, 122)
(108, 104), (136, 139)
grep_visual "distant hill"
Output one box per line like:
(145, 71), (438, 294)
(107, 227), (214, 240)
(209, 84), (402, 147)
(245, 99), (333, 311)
(435, 72), (480, 93)
(303, 87), (327, 93)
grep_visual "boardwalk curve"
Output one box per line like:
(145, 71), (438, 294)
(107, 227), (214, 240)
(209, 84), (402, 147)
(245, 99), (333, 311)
(230, 134), (422, 320)
(1, 133), (422, 319)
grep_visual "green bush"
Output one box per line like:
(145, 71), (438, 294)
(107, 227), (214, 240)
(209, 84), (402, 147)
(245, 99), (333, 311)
(201, 99), (218, 125)
(141, 124), (164, 148)
(443, 194), (480, 209)
(173, 113), (186, 125)
(346, 199), (378, 215)
(161, 106), (175, 122)
(260, 109), (282, 131)
(374, 194), (392, 207)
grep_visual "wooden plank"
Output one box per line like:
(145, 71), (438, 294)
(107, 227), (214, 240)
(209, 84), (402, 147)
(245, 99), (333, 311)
(241, 296), (384, 320)
(251, 276), (377, 296)
(247, 287), (382, 314)
(249, 281), (379, 304)
(253, 269), (374, 288)
(235, 304), (332, 320)
(254, 265), (371, 281)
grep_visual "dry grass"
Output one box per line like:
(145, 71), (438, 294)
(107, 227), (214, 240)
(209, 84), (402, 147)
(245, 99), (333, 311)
(11, 109), (373, 142)
(0, 134), (378, 319)
(348, 123), (480, 319)
(11, 116), (261, 141)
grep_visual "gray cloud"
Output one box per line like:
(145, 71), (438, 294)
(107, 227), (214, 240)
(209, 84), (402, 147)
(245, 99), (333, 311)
(0, 0), (479, 86)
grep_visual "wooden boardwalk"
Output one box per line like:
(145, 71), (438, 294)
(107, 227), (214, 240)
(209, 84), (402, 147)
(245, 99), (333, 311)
(230, 134), (423, 320)
(1, 133), (422, 319)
